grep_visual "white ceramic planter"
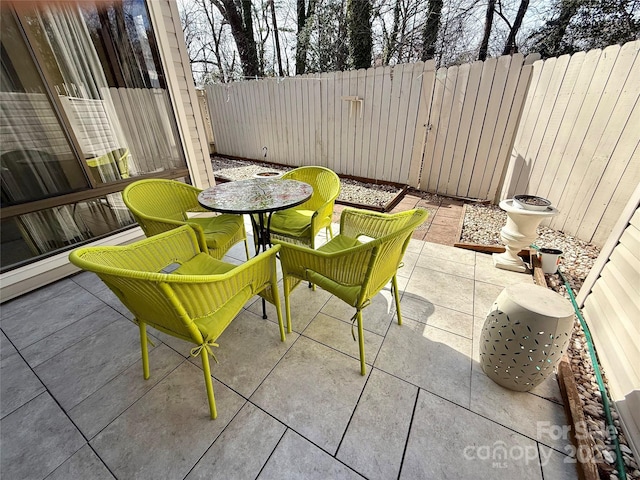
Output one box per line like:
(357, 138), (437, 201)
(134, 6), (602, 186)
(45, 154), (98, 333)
(493, 199), (558, 273)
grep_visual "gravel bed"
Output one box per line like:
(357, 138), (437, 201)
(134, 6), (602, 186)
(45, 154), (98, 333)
(211, 156), (400, 208)
(461, 202), (638, 480)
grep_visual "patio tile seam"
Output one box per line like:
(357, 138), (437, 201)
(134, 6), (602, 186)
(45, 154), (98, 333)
(397, 291), (476, 322)
(70, 352), (188, 440)
(396, 387), (422, 480)
(0, 293), (107, 352)
(308, 308), (390, 339)
(362, 368), (571, 458)
(397, 314), (474, 341)
(181, 398), (263, 480)
(0, 280), (77, 322)
(296, 331), (381, 368)
(1, 390), (95, 480)
(20, 308), (123, 369)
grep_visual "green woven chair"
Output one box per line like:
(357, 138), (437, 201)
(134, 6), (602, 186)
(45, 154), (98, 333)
(86, 148), (130, 183)
(69, 225), (284, 419)
(123, 179), (249, 260)
(275, 208), (428, 375)
(268, 166), (340, 249)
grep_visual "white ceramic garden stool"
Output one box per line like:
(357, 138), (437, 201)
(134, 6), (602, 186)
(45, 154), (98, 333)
(480, 283), (574, 392)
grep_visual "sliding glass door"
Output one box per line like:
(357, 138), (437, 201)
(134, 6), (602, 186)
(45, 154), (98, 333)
(0, 0), (189, 272)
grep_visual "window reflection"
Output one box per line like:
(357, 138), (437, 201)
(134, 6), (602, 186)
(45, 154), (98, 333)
(1, 193), (135, 271)
(0, 8), (89, 206)
(24, 1), (185, 182)
(1, 0), (188, 272)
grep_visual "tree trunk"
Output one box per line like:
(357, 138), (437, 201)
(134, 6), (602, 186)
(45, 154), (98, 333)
(543, 0), (582, 57)
(212, 0), (261, 78)
(335, 0), (348, 70)
(502, 0), (529, 55)
(295, 0), (316, 75)
(384, 1), (401, 64)
(421, 0), (443, 61)
(478, 0), (496, 61)
(347, 0), (372, 69)
(269, 0), (284, 77)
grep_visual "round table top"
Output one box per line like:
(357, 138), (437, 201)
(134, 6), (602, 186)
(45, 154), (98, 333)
(198, 178), (313, 214)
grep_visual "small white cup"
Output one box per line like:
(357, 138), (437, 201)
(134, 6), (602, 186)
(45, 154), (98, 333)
(538, 248), (563, 274)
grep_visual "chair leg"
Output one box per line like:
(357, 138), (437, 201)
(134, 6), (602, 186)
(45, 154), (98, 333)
(200, 351), (218, 420)
(392, 275), (402, 325)
(139, 321), (150, 380)
(243, 237), (250, 260)
(284, 279), (293, 334)
(272, 280), (286, 342)
(326, 226), (334, 240)
(357, 310), (366, 376)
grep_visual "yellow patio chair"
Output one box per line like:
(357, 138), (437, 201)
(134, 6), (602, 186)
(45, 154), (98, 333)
(86, 148), (130, 183)
(268, 166), (340, 249)
(68, 225), (284, 420)
(123, 179), (249, 260)
(275, 208), (428, 375)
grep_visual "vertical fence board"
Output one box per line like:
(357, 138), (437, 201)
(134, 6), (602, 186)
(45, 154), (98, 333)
(396, 62), (420, 183)
(562, 43), (639, 235)
(283, 77), (294, 164)
(516, 56), (571, 195)
(445, 62), (474, 196)
(474, 55), (511, 199)
(580, 101), (640, 243)
(533, 50), (599, 202)
(392, 63), (417, 183)
(382, 64), (403, 181)
(271, 79), (283, 163)
(521, 55), (571, 193)
(361, 67), (376, 178)
(549, 45), (622, 228)
(354, 68), (368, 176)
(486, 54), (528, 201)
(306, 75), (316, 164)
(320, 74), (329, 167)
(399, 62), (427, 185)
(528, 53), (584, 195)
(431, 66), (458, 192)
(421, 67), (447, 192)
(346, 70), (358, 174)
(408, 61), (436, 188)
(462, 58), (497, 197)
(369, 66), (385, 180)
(592, 142), (640, 246)
(374, 66), (392, 182)
(326, 72), (336, 170)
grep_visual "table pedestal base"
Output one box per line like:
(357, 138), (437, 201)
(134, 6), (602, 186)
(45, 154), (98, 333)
(249, 212), (270, 319)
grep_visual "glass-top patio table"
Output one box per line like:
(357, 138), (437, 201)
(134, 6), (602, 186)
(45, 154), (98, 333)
(198, 178), (313, 318)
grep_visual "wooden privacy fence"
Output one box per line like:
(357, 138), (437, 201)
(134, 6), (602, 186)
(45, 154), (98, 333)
(204, 41), (640, 246)
(205, 54), (536, 197)
(503, 41), (640, 246)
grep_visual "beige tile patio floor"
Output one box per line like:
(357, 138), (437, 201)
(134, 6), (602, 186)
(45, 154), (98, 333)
(0, 213), (580, 480)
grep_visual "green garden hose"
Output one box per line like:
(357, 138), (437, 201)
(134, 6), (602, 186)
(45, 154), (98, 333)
(556, 268), (627, 479)
(530, 244), (626, 478)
